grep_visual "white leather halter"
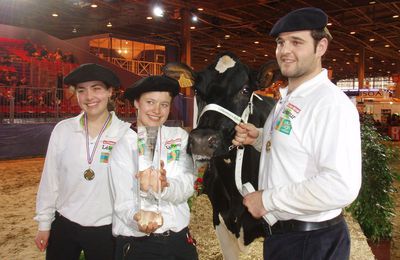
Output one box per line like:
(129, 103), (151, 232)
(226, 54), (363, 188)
(197, 92), (262, 196)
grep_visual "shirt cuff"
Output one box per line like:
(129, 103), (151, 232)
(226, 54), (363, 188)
(262, 190), (278, 225)
(252, 128), (263, 152)
(263, 213), (278, 226)
(38, 222), (52, 231)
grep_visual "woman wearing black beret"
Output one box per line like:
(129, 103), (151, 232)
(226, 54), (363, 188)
(109, 75), (198, 259)
(34, 63), (131, 260)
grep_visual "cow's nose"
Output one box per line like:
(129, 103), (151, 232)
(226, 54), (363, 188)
(188, 130), (219, 157)
(208, 136), (217, 148)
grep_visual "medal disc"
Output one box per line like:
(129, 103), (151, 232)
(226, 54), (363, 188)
(266, 140), (272, 152)
(84, 168), (95, 180)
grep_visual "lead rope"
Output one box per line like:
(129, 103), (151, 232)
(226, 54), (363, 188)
(234, 93), (262, 196)
(197, 92), (262, 196)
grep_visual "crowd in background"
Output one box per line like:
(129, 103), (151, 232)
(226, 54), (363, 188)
(375, 114), (400, 127)
(23, 41), (75, 64)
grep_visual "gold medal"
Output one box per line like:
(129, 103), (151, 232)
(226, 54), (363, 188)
(84, 168), (95, 180)
(266, 140), (271, 152)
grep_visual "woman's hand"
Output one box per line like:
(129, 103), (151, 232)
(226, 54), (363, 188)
(34, 230), (50, 252)
(134, 210), (163, 234)
(137, 160), (169, 192)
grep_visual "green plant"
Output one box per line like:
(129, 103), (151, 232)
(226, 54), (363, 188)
(347, 114), (399, 242)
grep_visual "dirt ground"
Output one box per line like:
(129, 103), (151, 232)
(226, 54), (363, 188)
(0, 157), (380, 260)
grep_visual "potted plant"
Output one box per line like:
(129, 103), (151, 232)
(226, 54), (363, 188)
(347, 114), (399, 259)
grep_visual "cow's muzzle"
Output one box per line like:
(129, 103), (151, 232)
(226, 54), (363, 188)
(188, 128), (221, 158)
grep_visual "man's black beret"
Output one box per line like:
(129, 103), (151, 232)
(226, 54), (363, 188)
(64, 63), (120, 88)
(270, 7), (328, 37)
(124, 75), (179, 101)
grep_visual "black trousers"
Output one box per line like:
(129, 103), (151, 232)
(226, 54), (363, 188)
(115, 227), (198, 260)
(46, 212), (114, 260)
(263, 218), (350, 260)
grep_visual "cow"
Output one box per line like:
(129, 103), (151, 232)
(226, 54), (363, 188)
(163, 52), (281, 259)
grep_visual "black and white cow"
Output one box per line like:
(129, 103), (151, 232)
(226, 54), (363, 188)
(164, 52), (281, 259)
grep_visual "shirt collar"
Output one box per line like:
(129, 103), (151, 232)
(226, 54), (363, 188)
(279, 69), (329, 98)
(74, 111), (115, 136)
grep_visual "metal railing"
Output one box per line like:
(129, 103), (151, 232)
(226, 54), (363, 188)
(1, 86), (191, 126)
(0, 86), (135, 124)
(111, 58), (164, 76)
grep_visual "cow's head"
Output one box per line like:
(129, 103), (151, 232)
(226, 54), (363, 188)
(163, 52), (280, 160)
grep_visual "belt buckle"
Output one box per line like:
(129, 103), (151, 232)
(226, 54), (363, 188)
(163, 230), (171, 236)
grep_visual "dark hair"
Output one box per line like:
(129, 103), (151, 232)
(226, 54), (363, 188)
(311, 27), (333, 52)
(107, 97), (115, 111)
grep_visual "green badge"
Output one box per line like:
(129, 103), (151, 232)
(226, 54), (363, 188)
(277, 118), (292, 135)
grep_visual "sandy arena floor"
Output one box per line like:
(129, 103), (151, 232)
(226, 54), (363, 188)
(0, 157), (378, 259)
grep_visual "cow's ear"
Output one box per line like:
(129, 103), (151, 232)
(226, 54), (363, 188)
(256, 60), (282, 90)
(162, 62), (196, 88)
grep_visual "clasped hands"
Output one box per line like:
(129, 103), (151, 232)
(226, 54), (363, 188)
(136, 160), (169, 193)
(134, 160), (168, 234)
(134, 209), (164, 234)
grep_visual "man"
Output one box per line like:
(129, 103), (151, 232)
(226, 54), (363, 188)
(233, 7), (361, 259)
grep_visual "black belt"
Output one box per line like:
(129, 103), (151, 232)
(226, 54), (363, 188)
(266, 214), (344, 235)
(119, 227), (187, 241)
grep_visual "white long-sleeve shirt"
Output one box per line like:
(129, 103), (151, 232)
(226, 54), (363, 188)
(109, 125), (196, 237)
(35, 112), (131, 231)
(258, 69), (361, 224)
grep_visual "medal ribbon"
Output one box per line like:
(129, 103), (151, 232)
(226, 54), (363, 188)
(85, 113), (111, 167)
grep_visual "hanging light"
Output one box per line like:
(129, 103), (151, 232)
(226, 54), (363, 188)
(153, 5), (164, 17)
(107, 21), (112, 27)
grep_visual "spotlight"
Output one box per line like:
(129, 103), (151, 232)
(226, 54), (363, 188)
(192, 15), (198, 22)
(153, 5), (164, 17)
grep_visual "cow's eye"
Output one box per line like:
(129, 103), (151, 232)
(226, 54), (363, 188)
(240, 86), (250, 95)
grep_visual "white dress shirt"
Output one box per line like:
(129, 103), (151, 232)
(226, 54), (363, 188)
(109, 125), (196, 237)
(258, 69), (362, 224)
(35, 112), (131, 230)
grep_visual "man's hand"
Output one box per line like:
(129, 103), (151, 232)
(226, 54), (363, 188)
(232, 123), (259, 146)
(243, 190), (267, 219)
(34, 230), (50, 252)
(134, 210), (163, 234)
